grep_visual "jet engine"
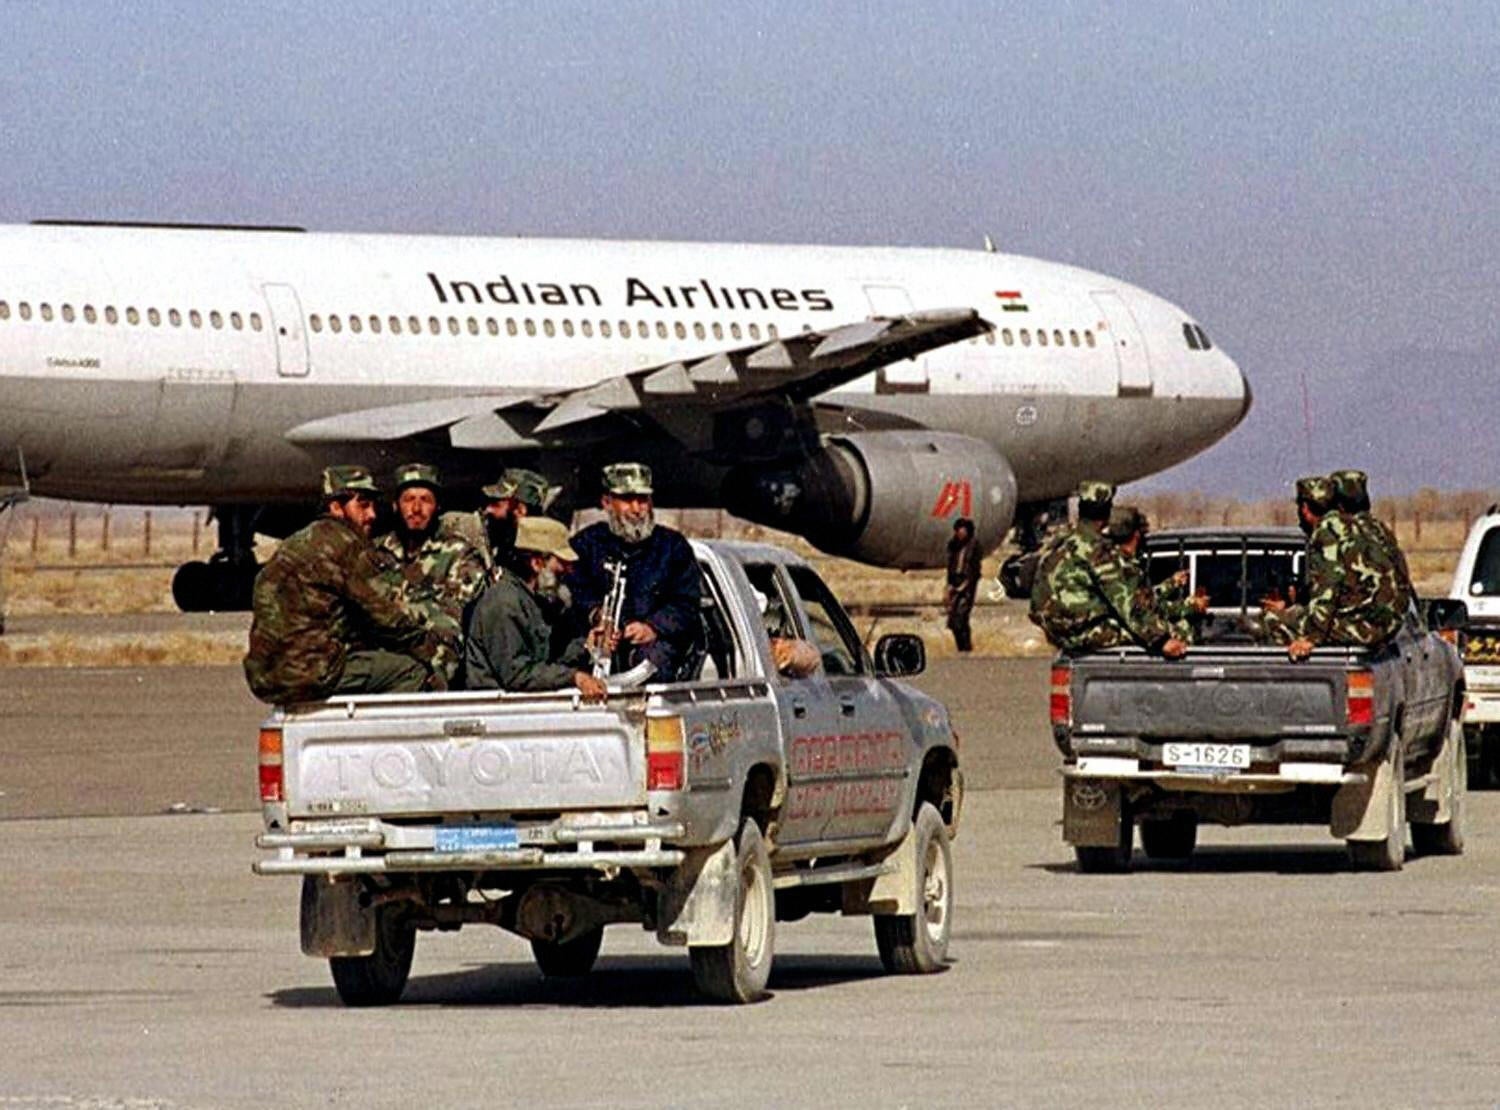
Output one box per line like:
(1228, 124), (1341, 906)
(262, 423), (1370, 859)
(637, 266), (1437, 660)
(723, 431), (1017, 569)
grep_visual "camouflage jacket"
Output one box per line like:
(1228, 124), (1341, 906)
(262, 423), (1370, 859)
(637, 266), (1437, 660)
(375, 515), (487, 680)
(243, 516), (436, 705)
(1029, 522), (1173, 653)
(1293, 512), (1411, 647)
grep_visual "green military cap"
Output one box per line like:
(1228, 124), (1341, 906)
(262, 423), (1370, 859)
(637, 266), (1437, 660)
(1329, 469), (1369, 504)
(1104, 505), (1149, 542)
(392, 461), (441, 492)
(1295, 475), (1336, 511)
(481, 467), (556, 512)
(1076, 479), (1115, 507)
(602, 461), (653, 496)
(513, 516), (579, 561)
(321, 465), (379, 499)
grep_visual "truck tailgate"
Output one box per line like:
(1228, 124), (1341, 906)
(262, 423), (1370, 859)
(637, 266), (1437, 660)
(1073, 653), (1347, 740)
(281, 697), (646, 818)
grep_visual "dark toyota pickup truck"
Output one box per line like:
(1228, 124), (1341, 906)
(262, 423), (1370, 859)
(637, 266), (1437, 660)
(1051, 527), (1468, 872)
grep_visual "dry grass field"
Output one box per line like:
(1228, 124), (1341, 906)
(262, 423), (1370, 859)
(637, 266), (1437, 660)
(0, 494), (1484, 668)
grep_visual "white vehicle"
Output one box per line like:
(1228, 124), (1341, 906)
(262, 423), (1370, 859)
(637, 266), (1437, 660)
(0, 220), (1248, 611)
(1450, 506), (1500, 784)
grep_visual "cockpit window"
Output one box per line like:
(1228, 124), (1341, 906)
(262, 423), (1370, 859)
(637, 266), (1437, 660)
(1183, 322), (1200, 350)
(1195, 324), (1213, 350)
(1469, 527), (1500, 597)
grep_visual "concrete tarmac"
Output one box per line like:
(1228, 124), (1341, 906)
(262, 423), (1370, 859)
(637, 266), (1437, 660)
(2, 657), (1498, 1107)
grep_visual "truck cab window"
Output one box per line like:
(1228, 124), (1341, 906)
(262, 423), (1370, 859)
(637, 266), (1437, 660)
(785, 565), (865, 676)
(695, 563), (739, 680)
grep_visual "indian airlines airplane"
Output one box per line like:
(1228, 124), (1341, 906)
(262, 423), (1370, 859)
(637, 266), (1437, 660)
(0, 221), (1248, 610)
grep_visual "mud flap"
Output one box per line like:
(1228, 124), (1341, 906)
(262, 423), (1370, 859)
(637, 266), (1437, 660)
(300, 875), (376, 957)
(656, 838), (736, 948)
(1333, 757), (1395, 840)
(1411, 725), (1459, 825)
(856, 819), (919, 916)
(1064, 778), (1126, 847)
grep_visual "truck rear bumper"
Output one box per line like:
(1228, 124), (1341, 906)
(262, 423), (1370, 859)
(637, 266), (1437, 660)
(254, 817), (687, 876)
(1062, 758), (1366, 789)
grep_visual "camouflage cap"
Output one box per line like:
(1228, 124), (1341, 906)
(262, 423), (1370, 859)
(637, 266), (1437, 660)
(392, 461), (441, 493)
(1329, 469), (1369, 505)
(481, 467), (556, 512)
(321, 465), (379, 499)
(1295, 475), (1337, 511)
(513, 516), (579, 561)
(1104, 505), (1149, 542)
(1076, 479), (1116, 507)
(602, 461), (653, 496)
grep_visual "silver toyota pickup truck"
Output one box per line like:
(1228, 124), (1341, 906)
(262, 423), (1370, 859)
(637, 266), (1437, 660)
(254, 540), (962, 1005)
(1052, 527), (1467, 873)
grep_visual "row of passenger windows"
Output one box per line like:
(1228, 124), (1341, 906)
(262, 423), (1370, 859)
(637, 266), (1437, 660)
(308, 311), (788, 343)
(0, 294), (1104, 355)
(0, 299), (262, 332)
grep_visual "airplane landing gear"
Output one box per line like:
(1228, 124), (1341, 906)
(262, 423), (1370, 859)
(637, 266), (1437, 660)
(172, 506), (262, 613)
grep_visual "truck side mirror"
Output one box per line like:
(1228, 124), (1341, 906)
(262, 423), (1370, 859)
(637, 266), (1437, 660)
(874, 633), (926, 677)
(1424, 598), (1468, 631)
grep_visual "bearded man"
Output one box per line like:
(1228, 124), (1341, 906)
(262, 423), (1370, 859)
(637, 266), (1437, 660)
(374, 462), (486, 684)
(566, 461), (704, 682)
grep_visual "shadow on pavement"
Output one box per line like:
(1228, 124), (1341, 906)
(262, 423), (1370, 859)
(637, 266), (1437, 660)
(268, 952), (898, 1009)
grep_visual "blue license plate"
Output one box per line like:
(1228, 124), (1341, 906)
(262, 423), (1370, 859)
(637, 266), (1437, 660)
(435, 825), (520, 852)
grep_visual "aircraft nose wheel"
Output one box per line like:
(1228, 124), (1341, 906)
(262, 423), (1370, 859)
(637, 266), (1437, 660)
(172, 559), (258, 612)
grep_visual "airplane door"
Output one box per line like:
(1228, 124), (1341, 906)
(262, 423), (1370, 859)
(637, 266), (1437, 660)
(262, 283), (309, 378)
(863, 285), (929, 392)
(1090, 290), (1152, 396)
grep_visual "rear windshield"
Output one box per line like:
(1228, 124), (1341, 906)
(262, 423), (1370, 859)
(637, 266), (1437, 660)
(1144, 543), (1303, 610)
(1468, 526), (1500, 596)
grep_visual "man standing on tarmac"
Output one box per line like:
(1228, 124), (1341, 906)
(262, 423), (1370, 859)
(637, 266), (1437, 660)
(374, 462), (487, 685)
(568, 462), (704, 681)
(243, 466), (448, 705)
(465, 516), (607, 699)
(1029, 479), (1188, 658)
(944, 516), (982, 653)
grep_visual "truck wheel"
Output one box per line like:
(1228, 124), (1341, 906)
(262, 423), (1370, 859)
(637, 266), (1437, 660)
(1347, 744), (1407, 872)
(874, 802), (953, 974)
(328, 904), (415, 1007)
(1480, 726), (1500, 790)
(530, 927), (604, 978)
(1412, 723), (1466, 857)
(689, 819), (775, 1003)
(1140, 813), (1198, 861)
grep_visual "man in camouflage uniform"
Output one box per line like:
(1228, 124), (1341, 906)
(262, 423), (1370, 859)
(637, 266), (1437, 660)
(243, 466), (447, 705)
(1261, 475), (1410, 661)
(1330, 468), (1414, 597)
(478, 467), (559, 576)
(1106, 505), (1208, 642)
(1029, 480), (1188, 658)
(465, 516), (607, 699)
(374, 462), (487, 685)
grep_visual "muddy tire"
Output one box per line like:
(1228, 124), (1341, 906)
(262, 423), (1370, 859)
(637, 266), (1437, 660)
(874, 803), (954, 974)
(1412, 722), (1466, 857)
(328, 905), (415, 1007)
(689, 819), (775, 1003)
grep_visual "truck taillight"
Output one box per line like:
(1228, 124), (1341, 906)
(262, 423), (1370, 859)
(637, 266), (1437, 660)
(1050, 665), (1072, 726)
(259, 728), (284, 802)
(1345, 670), (1374, 727)
(646, 715), (684, 791)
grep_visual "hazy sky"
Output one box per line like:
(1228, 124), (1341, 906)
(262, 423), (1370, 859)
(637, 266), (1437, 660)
(3, 2), (1496, 496)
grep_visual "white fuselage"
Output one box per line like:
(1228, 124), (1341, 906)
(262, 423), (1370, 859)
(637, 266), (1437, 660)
(0, 223), (1248, 506)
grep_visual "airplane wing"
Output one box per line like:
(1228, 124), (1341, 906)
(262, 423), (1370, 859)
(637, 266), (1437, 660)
(284, 307), (989, 452)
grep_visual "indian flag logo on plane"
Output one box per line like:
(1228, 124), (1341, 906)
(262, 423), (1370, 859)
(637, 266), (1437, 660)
(995, 290), (1028, 312)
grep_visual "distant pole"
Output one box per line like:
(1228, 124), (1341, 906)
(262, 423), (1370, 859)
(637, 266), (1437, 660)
(192, 512), (202, 556)
(30, 516), (39, 556)
(143, 510), (152, 557)
(101, 510), (111, 553)
(68, 511), (77, 558)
